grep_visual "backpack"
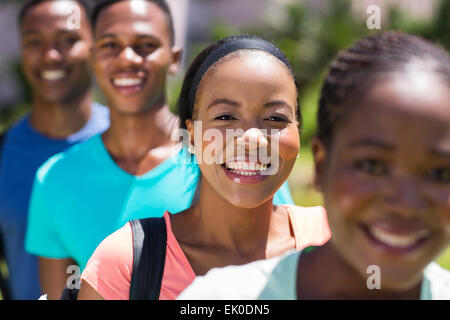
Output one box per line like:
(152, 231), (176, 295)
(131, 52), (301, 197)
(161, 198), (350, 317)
(0, 130), (12, 300)
(60, 216), (167, 300)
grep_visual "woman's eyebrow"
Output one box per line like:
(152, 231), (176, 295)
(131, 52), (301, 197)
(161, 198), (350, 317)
(207, 98), (241, 110)
(264, 100), (293, 110)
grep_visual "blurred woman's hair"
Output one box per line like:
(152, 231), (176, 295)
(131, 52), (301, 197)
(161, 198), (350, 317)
(317, 30), (450, 148)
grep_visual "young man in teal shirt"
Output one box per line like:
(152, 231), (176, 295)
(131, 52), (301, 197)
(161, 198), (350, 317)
(25, 0), (293, 299)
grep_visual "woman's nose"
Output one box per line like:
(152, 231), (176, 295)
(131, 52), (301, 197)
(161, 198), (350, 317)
(383, 175), (428, 218)
(236, 128), (269, 150)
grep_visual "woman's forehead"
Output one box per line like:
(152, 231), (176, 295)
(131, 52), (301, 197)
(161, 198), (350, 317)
(335, 75), (450, 151)
(210, 50), (291, 77)
(198, 51), (296, 94)
(370, 73), (449, 118)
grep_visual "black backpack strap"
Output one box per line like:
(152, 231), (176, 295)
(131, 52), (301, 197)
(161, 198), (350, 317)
(129, 217), (167, 300)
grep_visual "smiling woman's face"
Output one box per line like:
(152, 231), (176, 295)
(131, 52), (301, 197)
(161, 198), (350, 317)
(187, 51), (300, 208)
(314, 69), (450, 290)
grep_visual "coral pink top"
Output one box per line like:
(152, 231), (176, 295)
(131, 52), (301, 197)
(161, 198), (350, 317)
(81, 205), (330, 300)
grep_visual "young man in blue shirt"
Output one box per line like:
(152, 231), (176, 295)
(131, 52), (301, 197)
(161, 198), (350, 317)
(25, 0), (293, 300)
(0, 0), (109, 300)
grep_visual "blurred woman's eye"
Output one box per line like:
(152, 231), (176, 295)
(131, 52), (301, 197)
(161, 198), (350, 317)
(354, 159), (388, 176)
(425, 167), (450, 184)
(214, 114), (237, 121)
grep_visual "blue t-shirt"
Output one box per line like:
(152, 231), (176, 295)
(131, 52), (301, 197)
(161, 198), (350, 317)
(0, 103), (109, 300)
(25, 134), (294, 276)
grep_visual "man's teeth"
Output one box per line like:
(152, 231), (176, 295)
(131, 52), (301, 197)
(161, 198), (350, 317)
(224, 162), (269, 175)
(369, 227), (430, 248)
(112, 78), (143, 87)
(41, 70), (66, 81)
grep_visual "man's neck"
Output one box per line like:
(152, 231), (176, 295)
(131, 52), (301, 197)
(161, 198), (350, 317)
(102, 100), (179, 175)
(29, 90), (93, 139)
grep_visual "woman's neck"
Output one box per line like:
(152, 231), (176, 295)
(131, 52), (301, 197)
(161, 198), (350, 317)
(174, 178), (292, 261)
(297, 242), (422, 300)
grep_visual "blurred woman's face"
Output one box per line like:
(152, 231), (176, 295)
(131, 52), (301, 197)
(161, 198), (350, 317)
(187, 51), (299, 208)
(313, 70), (450, 290)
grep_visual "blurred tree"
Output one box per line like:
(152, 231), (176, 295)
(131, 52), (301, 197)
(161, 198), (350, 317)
(237, 0), (450, 147)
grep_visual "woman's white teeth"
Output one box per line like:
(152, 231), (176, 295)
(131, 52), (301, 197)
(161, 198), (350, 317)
(113, 78), (143, 87)
(225, 162), (268, 175)
(369, 227), (430, 248)
(41, 70), (66, 81)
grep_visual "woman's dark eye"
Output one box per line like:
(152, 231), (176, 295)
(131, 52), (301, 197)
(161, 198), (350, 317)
(425, 168), (450, 184)
(354, 159), (388, 176)
(214, 114), (236, 121)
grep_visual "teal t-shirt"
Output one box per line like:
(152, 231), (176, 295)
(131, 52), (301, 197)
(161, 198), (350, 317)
(25, 134), (293, 270)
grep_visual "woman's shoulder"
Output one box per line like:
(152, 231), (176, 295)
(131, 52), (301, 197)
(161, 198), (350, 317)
(84, 222), (134, 274)
(283, 204), (326, 216)
(81, 222), (134, 300)
(282, 205), (331, 249)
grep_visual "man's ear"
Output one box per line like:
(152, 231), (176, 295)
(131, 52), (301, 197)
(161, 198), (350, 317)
(311, 137), (328, 193)
(168, 46), (183, 75)
(185, 119), (194, 146)
(88, 45), (96, 71)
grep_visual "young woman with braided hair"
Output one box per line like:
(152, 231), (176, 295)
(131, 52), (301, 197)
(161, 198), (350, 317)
(178, 31), (450, 300)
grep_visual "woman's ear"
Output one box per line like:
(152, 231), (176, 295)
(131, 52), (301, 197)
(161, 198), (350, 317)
(311, 137), (328, 193)
(185, 119), (194, 146)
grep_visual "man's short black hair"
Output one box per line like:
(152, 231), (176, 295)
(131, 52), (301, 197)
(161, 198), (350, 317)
(91, 0), (175, 45)
(18, 0), (91, 27)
